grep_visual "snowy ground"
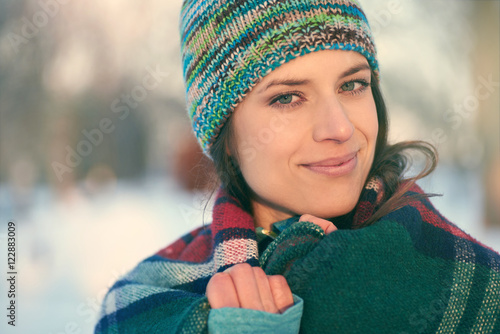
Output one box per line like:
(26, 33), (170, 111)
(0, 177), (211, 334)
(0, 166), (499, 334)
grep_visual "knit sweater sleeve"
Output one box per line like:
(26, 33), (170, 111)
(207, 294), (304, 334)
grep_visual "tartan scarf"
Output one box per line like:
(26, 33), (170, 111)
(95, 179), (500, 333)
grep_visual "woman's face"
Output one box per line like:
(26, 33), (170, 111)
(231, 50), (378, 229)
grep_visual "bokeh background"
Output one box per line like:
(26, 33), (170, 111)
(0, 0), (499, 332)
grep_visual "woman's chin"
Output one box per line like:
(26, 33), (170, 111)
(295, 191), (360, 219)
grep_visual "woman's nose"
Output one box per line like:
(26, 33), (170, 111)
(312, 98), (354, 143)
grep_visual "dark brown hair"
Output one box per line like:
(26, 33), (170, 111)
(208, 72), (438, 228)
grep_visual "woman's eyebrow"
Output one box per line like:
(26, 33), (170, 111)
(257, 78), (310, 94)
(340, 63), (371, 78)
(257, 62), (371, 94)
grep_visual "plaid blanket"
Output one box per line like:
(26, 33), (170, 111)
(95, 179), (500, 333)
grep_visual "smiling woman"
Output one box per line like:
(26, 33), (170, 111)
(95, 0), (500, 333)
(230, 51), (378, 228)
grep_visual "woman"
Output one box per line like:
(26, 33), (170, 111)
(95, 0), (500, 333)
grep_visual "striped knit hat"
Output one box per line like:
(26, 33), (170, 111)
(180, 0), (379, 153)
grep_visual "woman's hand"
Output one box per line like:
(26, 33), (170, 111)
(299, 214), (337, 235)
(207, 215), (334, 314)
(206, 263), (294, 314)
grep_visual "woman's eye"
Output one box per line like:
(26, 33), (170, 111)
(270, 93), (303, 109)
(277, 94), (293, 104)
(341, 82), (356, 91)
(340, 80), (370, 94)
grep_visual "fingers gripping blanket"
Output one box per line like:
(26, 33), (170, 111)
(95, 180), (500, 333)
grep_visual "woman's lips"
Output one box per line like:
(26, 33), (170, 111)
(301, 152), (358, 177)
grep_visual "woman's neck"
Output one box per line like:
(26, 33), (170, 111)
(251, 200), (295, 231)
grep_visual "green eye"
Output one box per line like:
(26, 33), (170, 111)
(341, 82), (355, 91)
(277, 94), (293, 104)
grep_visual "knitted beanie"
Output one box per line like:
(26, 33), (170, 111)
(180, 0), (379, 153)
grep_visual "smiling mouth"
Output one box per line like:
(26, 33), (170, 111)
(301, 152), (358, 177)
(316, 159), (352, 167)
